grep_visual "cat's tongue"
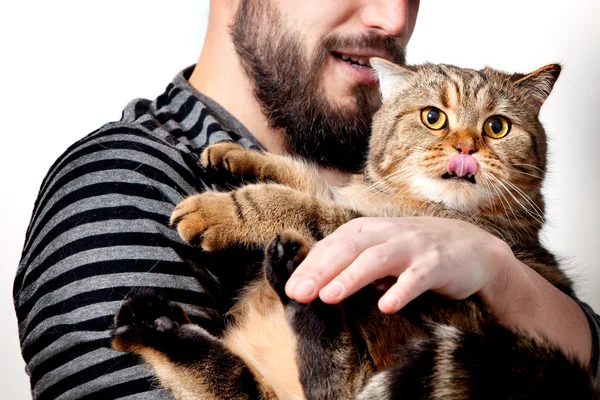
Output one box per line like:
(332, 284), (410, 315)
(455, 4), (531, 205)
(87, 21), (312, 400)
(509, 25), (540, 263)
(447, 154), (478, 178)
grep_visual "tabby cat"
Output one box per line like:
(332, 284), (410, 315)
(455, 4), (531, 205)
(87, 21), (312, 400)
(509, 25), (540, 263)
(112, 58), (599, 399)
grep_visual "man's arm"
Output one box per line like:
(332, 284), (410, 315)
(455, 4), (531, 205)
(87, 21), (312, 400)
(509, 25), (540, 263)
(285, 216), (600, 380)
(14, 123), (219, 400)
(482, 255), (598, 373)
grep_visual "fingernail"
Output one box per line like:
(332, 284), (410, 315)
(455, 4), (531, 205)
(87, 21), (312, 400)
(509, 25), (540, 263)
(285, 278), (297, 293)
(323, 281), (344, 299)
(382, 295), (399, 310)
(295, 280), (316, 297)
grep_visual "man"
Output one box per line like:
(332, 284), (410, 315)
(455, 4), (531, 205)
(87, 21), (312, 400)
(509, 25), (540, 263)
(14, 0), (599, 399)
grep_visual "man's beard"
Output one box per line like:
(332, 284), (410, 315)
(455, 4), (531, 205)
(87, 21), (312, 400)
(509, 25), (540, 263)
(231, 0), (406, 172)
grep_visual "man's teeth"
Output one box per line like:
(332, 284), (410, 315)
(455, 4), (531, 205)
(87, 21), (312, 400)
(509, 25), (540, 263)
(338, 53), (370, 67)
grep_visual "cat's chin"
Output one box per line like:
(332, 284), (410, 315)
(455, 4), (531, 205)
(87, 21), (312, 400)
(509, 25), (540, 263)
(410, 175), (486, 212)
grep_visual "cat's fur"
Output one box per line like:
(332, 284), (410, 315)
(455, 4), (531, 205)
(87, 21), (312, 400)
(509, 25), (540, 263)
(112, 59), (599, 399)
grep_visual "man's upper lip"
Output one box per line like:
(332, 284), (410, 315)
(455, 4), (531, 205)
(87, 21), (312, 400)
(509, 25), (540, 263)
(332, 49), (392, 61)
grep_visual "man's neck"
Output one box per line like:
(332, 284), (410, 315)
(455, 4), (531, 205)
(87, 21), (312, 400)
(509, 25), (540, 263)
(188, 4), (285, 155)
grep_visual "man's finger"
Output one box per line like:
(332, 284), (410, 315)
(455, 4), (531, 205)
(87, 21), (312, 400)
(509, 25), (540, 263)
(377, 264), (445, 314)
(318, 243), (408, 304)
(285, 231), (384, 302)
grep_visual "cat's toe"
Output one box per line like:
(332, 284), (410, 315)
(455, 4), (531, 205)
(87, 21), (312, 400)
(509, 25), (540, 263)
(112, 289), (190, 353)
(264, 229), (311, 301)
(171, 192), (238, 251)
(200, 142), (260, 183)
(201, 142), (243, 170)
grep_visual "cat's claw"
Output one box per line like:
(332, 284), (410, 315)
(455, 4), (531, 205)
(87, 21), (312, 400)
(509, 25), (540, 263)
(201, 142), (261, 181)
(111, 289), (191, 353)
(264, 230), (311, 302)
(170, 192), (237, 251)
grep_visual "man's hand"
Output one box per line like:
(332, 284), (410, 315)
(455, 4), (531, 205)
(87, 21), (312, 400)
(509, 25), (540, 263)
(284, 216), (511, 313)
(284, 216), (592, 366)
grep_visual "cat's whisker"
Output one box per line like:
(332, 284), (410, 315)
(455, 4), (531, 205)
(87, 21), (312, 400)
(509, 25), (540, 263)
(481, 178), (498, 215)
(488, 173), (544, 226)
(497, 177), (545, 224)
(353, 166), (412, 197)
(485, 176), (513, 221)
(506, 167), (543, 180)
(499, 177), (545, 221)
(512, 163), (545, 174)
(351, 166), (415, 202)
(488, 174), (521, 219)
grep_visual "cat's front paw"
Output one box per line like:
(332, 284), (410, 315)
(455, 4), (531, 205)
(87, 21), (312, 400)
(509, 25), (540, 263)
(264, 229), (311, 302)
(170, 191), (240, 251)
(201, 142), (265, 182)
(112, 289), (191, 354)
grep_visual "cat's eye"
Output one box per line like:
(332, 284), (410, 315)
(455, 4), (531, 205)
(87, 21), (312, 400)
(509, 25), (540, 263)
(483, 116), (511, 139)
(421, 107), (447, 130)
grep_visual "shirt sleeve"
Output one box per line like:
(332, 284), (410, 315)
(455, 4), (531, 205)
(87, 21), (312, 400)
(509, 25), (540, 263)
(13, 124), (223, 400)
(575, 298), (600, 384)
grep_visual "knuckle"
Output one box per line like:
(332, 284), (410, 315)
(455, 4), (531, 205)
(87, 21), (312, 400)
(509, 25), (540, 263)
(409, 267), (428, 284)
(427, 249), (444, 267)
(338, 240), (360, 256)
(364, 247), (389, 265)
(327, 237), (361, 255)
(312, 265), (330, 281)
(341, 269), (360, 285)
(403, 230), (421, 245)
(338, 218), (364, 233)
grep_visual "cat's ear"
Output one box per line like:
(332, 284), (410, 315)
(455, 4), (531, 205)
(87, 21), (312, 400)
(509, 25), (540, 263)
(513, 64), (561, 112)
(370, 57), (412, 103)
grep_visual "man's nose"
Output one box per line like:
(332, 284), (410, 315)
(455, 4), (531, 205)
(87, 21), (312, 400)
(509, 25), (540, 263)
(361, 1), (410, 37)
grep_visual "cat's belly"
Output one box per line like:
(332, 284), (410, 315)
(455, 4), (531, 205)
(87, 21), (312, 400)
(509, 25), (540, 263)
(223, 280), (305, 400)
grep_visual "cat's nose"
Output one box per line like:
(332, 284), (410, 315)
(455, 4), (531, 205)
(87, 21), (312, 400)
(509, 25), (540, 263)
(455, 143), (477, 155)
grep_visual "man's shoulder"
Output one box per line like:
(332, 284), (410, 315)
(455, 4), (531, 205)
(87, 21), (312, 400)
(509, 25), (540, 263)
(117, 78), (261, 155)
(37, 119), (202, 202)
(50, 67), (261, 186)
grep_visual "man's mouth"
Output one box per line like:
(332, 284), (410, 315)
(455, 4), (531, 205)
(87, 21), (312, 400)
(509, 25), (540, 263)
(331, 52), (372, 68)
(442, 171), (477, 184)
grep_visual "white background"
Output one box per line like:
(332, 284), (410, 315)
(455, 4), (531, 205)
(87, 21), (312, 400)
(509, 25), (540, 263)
(1, 1), (599, 399)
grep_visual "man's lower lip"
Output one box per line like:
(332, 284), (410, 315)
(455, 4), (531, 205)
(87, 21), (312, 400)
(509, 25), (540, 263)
(331, 54), (378, 85)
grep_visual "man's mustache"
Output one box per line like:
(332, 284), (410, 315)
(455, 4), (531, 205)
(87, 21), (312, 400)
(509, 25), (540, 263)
(317, 31), (406, 66)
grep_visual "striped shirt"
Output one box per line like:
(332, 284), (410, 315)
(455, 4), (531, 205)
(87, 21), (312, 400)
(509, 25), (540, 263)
(14, 65), (263, 400)
(14, 66), (600, 399)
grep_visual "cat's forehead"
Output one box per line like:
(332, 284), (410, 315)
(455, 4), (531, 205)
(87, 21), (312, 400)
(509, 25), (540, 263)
(415, 64), (501, 88)
(403, 64), (516, 116)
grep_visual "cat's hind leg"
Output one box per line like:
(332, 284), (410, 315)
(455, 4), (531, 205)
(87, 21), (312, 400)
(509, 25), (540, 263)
(112, 289), (276, 400)
(263, 230), (312, 303)
(264, 231), (373, 400)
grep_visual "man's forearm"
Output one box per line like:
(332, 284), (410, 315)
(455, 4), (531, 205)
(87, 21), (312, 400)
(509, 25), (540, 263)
(482, 254), (592, 366)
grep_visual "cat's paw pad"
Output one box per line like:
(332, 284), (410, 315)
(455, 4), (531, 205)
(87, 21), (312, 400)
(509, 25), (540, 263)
(264, 229), (311, 301)
(170, 192), (237, 251)
(112, 289), (190, 353)
(201, 142), (261, 181)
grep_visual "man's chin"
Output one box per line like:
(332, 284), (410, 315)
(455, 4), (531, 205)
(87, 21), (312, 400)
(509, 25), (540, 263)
(321, 89), (379, 116)
(321, 78), (380, 110)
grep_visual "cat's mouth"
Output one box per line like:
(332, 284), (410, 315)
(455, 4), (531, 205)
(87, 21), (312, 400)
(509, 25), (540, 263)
(441, 171), (477, 184)
(442, 154), (478, 184)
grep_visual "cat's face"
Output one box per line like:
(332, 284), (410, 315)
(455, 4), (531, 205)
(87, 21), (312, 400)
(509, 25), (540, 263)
(368, 60), (560, 214)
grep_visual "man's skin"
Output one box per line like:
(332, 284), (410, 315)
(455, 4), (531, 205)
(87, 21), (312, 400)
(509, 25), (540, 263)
(190, 0), (592, 365)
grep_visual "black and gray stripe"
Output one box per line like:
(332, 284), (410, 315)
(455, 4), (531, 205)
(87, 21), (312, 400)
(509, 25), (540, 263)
(14, 65), (262, 399)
